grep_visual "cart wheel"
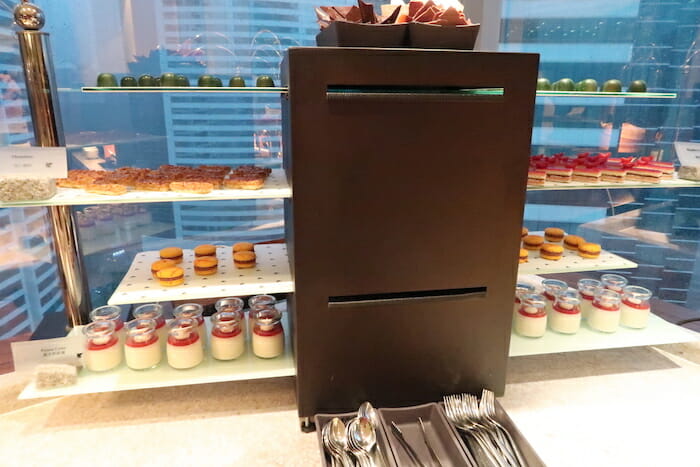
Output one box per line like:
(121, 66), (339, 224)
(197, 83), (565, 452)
(299, 417), (315, 433)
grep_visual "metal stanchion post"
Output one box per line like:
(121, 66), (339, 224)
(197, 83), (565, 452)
(14, 1), (91, 327)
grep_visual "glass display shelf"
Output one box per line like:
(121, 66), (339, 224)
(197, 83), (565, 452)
(535, 90), (676, 99)
(509, 313), (698, 357)
(0, 170), (290, 208)
(528, 176), (700, 191)
(82, 86), (288, 93)
(518, 247), (637, 275)
(107, 243), (293, 306)
(19, 307), (294, 400)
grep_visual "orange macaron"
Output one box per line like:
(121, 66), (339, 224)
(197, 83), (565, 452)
(522, 235), (544, 251)
(544, 227), (565, 243)
(519, 248), (528, 263)
(156, 266), (185, 287)
(160, 247), (183, 264)
(232, 242), (254, 253)
(194, 256), (218, 276)
(521, 227), (529, 238)
(540, 243), (564, 261)
(233, 251), (256, 269)
(578, 242), (601, 259)
(563, 235), (585, 250)
(194, 244), (217, 257)
(151, 259), (176, 279)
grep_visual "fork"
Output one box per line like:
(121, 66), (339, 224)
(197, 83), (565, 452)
(462, 394), (518, 467)
(443, 395), (505, 467)
(480, 390), (526, 467)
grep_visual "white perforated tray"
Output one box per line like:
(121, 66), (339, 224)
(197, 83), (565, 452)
(517, 248), (637, 274)
(107, 243), (293, 306)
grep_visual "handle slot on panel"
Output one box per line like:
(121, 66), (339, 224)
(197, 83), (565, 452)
(326, 85), (504, 103)
(328, 286), (487, 309)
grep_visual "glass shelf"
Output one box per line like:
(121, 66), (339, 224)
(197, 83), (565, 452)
(535, 90), (676, 99)
(81, 86), (288, 93)
(528, 177), (700, 191)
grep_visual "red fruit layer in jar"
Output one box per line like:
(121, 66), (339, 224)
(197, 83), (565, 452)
(579, 292), (594, 301)
(253, 324), (283, 337)
(622, 299), (650, 310)
(212, 327), (242, 339)
(518, 307), (546, 318)
(553, 303), (580, 315)
(126, 335), (158, 348)
(544, 291), (556, 301)
(593, 302), (620, 312)
(168, 333), (200, 347)
(87, 336), (119, 351)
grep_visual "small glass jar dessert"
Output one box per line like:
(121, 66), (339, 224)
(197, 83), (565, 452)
(514, 283), (536, 316)
(215, 297), (246, 331)
(577, 278), (601, 321)
(249, 294), (277, 329)
(620, 285), (652, 329)
(76, 211), (97, 240)
(588, 288), (621, 333)
(133, 303), (167, 346)
(83, 320), (122, 372)
(95, 208), (114, 235)
(166, 318), (204, 369)
(252, 307), (284, 358)
(513, 293), (547, 338)
(135, 205), (152, 226)
(549, 290), (581, 334)
(89, 305), (125, 345)
(541, 279), (568, 315)
(173, 303), (205, 330)
(124, 319), (161, 370)
(600, 273), (628, 293)
(210, 310), (245, 360)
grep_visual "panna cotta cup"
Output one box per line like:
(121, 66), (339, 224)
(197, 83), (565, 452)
(83, 320), (122, 372)
(90, 305), (125, 346)
(601, 274), (628, 294)
(211, 310), (245, 360)
(133, 303), (167, 348)
(166, 318), (204, 370)
(550, 290), (581, 334)
(513, 293), (547, 338)
(249, 294), (277, 330)
(215, 297), (245, 332)
(514, 283), (536, 317)
(124, 319), (161, 370)
(542, 279), (568, 316)
(252, 307), (284, 358)
(173, 303), (205, 345)
(620, 285), (652, 329)
(588, 288), (621, 333)
(577, 278), (601, 321)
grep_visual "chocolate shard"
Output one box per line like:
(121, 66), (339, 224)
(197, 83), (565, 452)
(380, 5), (401, 24)
(358, 0), (377, 23)
(320, 6), (343, 21)
(315, 7), (332, 22)
(344, 6), (363, 23)
(332, 6), (354, 18)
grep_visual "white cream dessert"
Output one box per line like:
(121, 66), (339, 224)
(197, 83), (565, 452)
(549, 291), (581, 334)
(542, 279), (568, 316)
(215, 297), (245, 333)
(248, 295), (277, 330)
(133, 303), (168, 348)
(167, 318), (203, 369)
(89, 305), (125, 346)
(252, 307), (284, 358)
(173, 303), (205, 347)
(620, 285), (652, 329)
(601, 273), (628, 293)
(83, 321), (122, 372)
(588, 289), (621, 333)
(577, 278), (601, 321)
(513, 293), (547, 338)
(124, 319), (161, 370)
(210, 310), (245, 360)
(514, 283), (536, 317)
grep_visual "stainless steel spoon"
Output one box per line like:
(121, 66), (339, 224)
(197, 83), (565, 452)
(329, 417), (353, 467)
(353, 417), (377, 466)
(359, 402), (389, 467)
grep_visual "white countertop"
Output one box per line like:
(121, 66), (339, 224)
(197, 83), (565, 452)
(1, 342), (699, 467)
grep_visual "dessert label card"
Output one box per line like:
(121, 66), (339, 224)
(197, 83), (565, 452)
(11, 335), (83, 373)
(0, 146), (68, 178)
(675, 142), (700, 166)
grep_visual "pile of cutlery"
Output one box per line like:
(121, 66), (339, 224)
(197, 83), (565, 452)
(321, 402), (388, 467)
(443, 389), (526, 467)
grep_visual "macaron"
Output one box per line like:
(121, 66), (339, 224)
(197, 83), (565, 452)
(519, 248), (528, 264)
(232, 242), (255, 253)
(233, 251), (256, 269)
(194, 256), (218, 276)
(522, 235), (544, 251)
(194, 244), (217, 257)
(540, 243), (564, 261)
(521, 227), (528, 238)
(544, 227), (565, 243)
(563, 235), (585, 251)
(578, 242), (601, 259)
(151, 259), (176, 279)
(160, 247), (183, 264)
(156, 266), (185, 287)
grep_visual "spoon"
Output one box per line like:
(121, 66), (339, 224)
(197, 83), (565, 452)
(359, 402), (388, 467)
(329, 417), (353, 467)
